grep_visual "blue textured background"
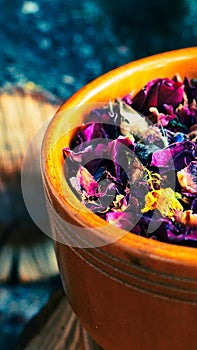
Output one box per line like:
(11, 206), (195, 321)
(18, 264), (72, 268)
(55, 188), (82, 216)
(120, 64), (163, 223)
(1, 0), (197, 100)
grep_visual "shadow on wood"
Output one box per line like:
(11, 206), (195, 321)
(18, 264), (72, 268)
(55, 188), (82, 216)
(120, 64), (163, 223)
(17, 288), (103, 350)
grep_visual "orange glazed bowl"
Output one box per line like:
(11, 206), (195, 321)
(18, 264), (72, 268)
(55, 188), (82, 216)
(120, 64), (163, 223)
(42, 47), (197, 350)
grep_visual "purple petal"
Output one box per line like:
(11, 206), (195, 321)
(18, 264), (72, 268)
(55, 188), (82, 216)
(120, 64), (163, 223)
(77, 165), (98, 196)
(151, 141), (196, 170)
(128, 78), (184, 115)
(184, 77), (197, 103)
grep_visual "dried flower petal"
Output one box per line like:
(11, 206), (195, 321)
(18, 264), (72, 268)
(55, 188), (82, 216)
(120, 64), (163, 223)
(127, 78), (184, 115)
(106, 211), (133, 230)
(142, 188), (183, 218)
(149, 104), (177, 127)
(118, 100), (148, 137)
(177, 161), (197, 194)
(151, 140), (196, 170)
(77, 165), (99, 196)
(174, 210), (197, 227)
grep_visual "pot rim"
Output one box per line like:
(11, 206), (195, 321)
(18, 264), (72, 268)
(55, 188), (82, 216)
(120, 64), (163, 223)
(42, 47), (197, 270)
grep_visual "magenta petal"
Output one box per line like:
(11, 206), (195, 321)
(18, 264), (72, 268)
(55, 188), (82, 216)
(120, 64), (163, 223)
(131, 89), (147, 112)
(131, 79), (159, 114)
(82, 122), (108, 141)
(150, 141), (196, 170)
(106, 211), (133, 230)
(151, 148), (173, 168)
(63, 145), (93, 163)
(77, 165), (98, 196)
(159, 79), (184, 107)
(142, 81), (160, 113)
(122, 94), (133, 106)
(129, 78), (184, 115)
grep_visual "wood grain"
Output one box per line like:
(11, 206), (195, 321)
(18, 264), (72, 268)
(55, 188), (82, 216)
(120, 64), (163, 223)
(17, 288), (102, 350)
(0, 85), (61, 282)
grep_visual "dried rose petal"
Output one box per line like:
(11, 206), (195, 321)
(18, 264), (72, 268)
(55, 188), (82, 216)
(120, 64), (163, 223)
(150, 140), (196, 170)
(77, 165), (98, 196)
(174, 210), (197, 227)
(63, 145), (93, 162)
(149, 106), (176, 127)
(106, 211), (134, 230)
(177, 161), (197, 194)
(125, 78), (184, 115)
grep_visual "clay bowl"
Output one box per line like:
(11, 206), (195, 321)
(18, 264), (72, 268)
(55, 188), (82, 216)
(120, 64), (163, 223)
(42, 47), (197, 350)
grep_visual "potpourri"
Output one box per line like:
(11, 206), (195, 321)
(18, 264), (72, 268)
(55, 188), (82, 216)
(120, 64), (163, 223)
(63, 75), (197, 247)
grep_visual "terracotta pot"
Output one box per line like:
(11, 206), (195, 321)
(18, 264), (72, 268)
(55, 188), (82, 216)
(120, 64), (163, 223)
(42, 47), (197, 350)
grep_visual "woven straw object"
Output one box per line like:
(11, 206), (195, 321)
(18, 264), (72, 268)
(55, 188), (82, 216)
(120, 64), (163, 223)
(0, 84), (61, 282)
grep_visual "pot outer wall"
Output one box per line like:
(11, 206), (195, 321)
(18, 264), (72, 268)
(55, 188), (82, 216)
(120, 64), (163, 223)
(55, 242), (197, 350)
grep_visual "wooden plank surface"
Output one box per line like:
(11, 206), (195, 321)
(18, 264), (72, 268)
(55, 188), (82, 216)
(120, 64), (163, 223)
(17, 288), (103, 350)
